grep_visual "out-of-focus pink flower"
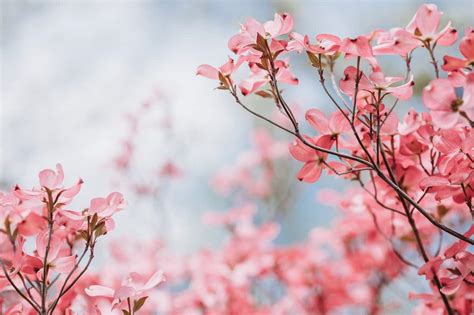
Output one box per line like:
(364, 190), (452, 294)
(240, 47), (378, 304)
(423, 72), (474, 129)
(86, 270), (165, 311)
(159, 162), (182, 178)
(3, 303), (23, 315)
(203, 204), (256, 226)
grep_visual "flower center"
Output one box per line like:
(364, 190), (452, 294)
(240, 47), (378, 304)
(450, 98), (463, 112)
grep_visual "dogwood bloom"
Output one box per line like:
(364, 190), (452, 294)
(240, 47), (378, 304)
(305, 109), (351, 141)
(406, 3), (458, 46)
(228, 13), (293, 55)
(289, 136), (331, 182)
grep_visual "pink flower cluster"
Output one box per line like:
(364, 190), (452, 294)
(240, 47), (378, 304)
(199, 3), (473, 314)
(0, 165), (162, 314)
(59, 197), (407, 314)
(3, 3), (472, 314)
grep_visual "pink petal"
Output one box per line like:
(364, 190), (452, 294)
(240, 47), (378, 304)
(52, 255), (76, 274)
(275, 67), (298, 85)
(38, 164), (64, 189)
(435, 23), (458, 46)
(387, 78), (414, 100)
(430, 111), (460, 129)
(460, 28), (474, 59)
(440, 276), (462, 295)
(423, 78), (456, 111)
(114, 285), (136, 300)
(60, 210), (84, 221)
(60, 178), (83, 200)
(239, 72), (268, 96)
(462, 72), (474, 114)
(279, 13), (294, 36)
(142, 270), (165, 291)
(305, 109), (330, 134)
(407, 4), (441, 36)
(196, 64), (219, 80)
(442, 55), (468, 72)
(419, 176), (450, 189)
(85, 285), (115, 298)
(289, 137), (316, 162)
(297, 161), (323, 183)
(329, 111), (351, 133)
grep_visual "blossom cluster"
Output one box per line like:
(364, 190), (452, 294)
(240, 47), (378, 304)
(199, 3), (473, 314)
(0, 165), (162, 314)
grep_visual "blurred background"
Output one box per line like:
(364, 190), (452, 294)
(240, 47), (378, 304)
(1, 0), (472, 255)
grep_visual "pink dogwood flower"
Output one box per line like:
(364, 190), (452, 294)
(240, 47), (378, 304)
(289, 136), (332, 182)
(305, 109), (351, 141)
(14, 163), (83, 210)
(418, 227), (474, 296)
(228, 13), (293, 55)
(406, 3), (458, 46)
